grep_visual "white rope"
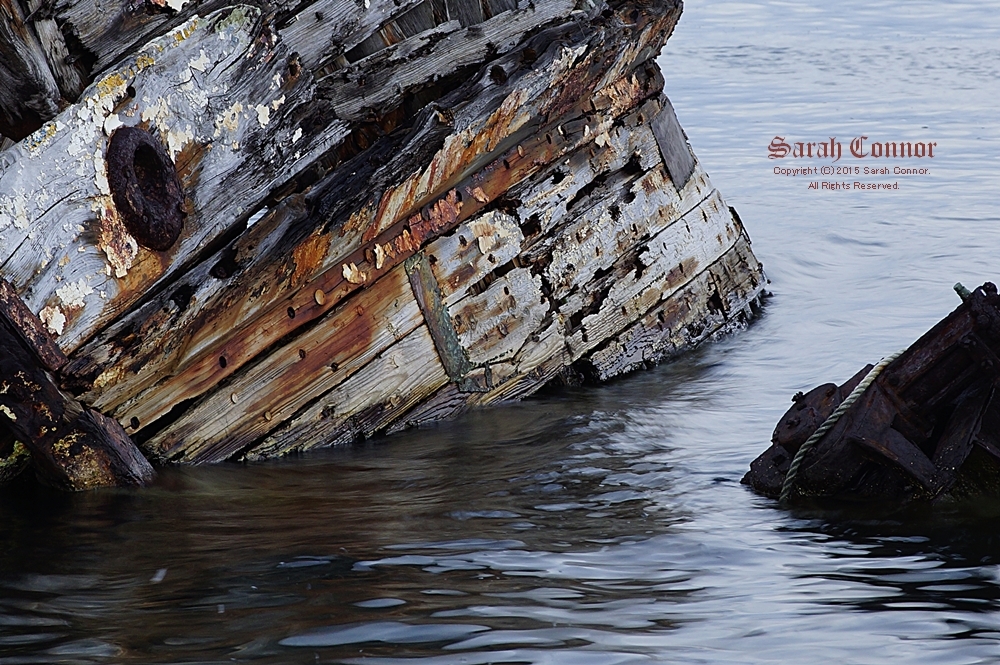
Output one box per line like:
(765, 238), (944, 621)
(779, 350), (904, 504)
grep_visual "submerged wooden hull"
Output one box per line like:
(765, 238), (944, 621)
(0, 0), (765, 487)
(745, 283), (1000, 504)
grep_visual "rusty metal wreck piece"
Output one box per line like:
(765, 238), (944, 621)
(744, 282), (1000, 505)
(106, 126), (186, 251)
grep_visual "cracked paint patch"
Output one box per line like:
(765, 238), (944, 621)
(39, 305), (66, 336)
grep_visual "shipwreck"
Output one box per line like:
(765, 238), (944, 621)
(745, 283), (1000, 505)
(0, 0), (765, 489)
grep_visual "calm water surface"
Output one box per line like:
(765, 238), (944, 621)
(4, 1), (1000, 663)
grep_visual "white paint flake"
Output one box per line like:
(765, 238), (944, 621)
(254, 104), (270, 128)
(57, 279), (94, 309)
(94, 148), (111, 196)
(39, 305), (66, 336)
(189, 49), (210, 72)
(167, 125), (194, 159)
(103, 113), (123, 135)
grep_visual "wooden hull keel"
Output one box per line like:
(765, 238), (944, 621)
(745, 283), (1000, 505)
(1, 0), (766, 489)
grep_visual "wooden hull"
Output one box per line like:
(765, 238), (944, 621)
(0, 0), (766, 487)
(745, 284), (1000, 504)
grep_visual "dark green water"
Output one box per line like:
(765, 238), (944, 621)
(3, 1), (1000, 663)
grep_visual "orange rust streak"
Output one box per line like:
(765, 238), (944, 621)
(151, 268), (412, 462)
(122, 65), (663, 433)
(290, 230), (332, 288)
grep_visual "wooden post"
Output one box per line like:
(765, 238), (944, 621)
(0, 279), (154, 489)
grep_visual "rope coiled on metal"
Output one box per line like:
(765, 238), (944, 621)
(779, 350), (904, 504)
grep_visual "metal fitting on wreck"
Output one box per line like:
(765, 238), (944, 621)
(106, 126), (186, 251)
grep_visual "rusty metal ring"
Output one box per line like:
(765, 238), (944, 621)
(106, 126), (186, 251)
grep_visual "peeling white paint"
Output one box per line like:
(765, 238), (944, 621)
(189, 49), (210, 72)
(167, 125), (194, 159)
(39, 305), (66, 336)
(291, 127), (302, 143)
(254, 104), (270, 128)
(57, 279), (94, 309)
(141, 97), (171, 128)
(342, 263), (367, 284)
(93, 148), (111, 196)
(103, 113), (123, 135)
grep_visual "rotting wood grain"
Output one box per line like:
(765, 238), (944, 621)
(243, 324), (449, 460)
(2, 0), (771, 471)
(584, 234), (763, 381)
(65, 7), (679, 436)
(0, 6), (349, 353)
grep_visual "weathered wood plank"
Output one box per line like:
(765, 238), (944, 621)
(67, 11), (675, 431)
(651, 94), (695, 189)
(0, 313), (154, 489)
(143, 264), (423, 463)
(393, 233), (765, 431)
(0, 0), (62, 140)
(278, 0), (428, 71)
(23, 0), (86, 101)
(450, 267), (548, 366)
(243, 324), (449, 459)
(931, 384), (993, 491)
(0, 277), (67, 372)
(424, 209), (524, 307)
(583, 233), (763, 381)
(70, 195), (310, 409)
(50, 0), (426, 85)
(562, 188), (740, 359)
(446, 0), (483, 27)
(315, 0), (576, 121)
(0, 6), (348, 353)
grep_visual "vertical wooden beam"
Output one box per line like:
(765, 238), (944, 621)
(651, 96), (696, 190)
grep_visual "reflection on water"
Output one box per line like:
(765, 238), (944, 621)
(3, 1), (1000, 663)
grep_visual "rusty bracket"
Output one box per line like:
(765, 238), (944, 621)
(405, 252), (488, 393)
(0, 278), (67, 372)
